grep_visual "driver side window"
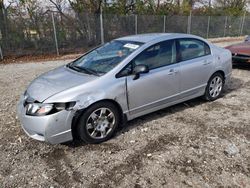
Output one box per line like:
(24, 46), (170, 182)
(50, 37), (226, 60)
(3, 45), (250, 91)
(133, 40), (176, 70)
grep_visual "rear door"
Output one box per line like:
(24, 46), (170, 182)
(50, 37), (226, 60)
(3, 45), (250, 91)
(177, 38), (214, 98)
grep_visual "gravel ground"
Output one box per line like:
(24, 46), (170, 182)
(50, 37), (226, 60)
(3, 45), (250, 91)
(0, 44), (250, 187)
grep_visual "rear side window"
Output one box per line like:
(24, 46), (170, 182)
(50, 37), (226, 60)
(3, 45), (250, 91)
(179, 39), (211, 61)
(133, 40), (176, 70)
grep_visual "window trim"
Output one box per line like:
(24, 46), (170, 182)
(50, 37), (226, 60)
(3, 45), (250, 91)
(116, 39), (178, 78)
(177, 38), (211, 62)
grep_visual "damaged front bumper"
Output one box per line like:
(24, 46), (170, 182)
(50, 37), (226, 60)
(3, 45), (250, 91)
(17, 95), (75, 144)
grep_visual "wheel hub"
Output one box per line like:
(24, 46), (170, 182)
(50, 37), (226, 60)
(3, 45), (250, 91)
(96, 119), (109, 131)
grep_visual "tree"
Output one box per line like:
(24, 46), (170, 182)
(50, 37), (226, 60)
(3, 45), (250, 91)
(67, 0), (103, 14)
(0, 0), (13, 48)
(214, 0), (249, 15)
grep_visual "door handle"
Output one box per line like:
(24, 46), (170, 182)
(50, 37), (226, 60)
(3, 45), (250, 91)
(168, 69), (178, 75)
(203, 60), (212, 65)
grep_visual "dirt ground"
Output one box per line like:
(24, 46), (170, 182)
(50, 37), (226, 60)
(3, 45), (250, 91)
(0, 47), (250, 187)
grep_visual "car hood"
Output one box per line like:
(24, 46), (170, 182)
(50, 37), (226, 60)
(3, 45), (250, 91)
(226, 42), (250, 55)
(26, 66), (97, 102)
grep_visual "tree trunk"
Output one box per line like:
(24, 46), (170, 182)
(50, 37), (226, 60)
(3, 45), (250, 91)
(0, 1), (9, 49)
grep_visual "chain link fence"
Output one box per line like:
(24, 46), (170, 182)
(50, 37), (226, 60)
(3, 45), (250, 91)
(0, 12), (249, 60)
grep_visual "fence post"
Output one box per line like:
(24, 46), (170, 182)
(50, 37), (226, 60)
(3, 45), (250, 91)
(238, 17), (243, 36)
(187, 10), (192, 34)
(135, 15), (138, 34)
(100, 12), (104, 44)
(223, 16), (228, 37)
(163, 15), (166, 32)
(0, 45), (3, 60)
(206, 16), (210, 38)
(240, 12), (246, 36)
(51, 12), (59, 56)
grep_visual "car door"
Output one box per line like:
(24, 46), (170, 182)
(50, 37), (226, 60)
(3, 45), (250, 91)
(177, 38), (214, 98)
(126, 39), (181, 116)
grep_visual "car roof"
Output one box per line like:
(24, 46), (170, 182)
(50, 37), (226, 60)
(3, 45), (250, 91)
(116, 33), (198, 43)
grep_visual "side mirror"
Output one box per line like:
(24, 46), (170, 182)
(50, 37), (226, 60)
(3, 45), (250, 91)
(116, 66), (132, 78)
(133, 64), (149, 80)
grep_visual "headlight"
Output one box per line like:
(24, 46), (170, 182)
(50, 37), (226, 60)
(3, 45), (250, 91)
(26, 103), (54, 116)
(26, 102), (76, 116)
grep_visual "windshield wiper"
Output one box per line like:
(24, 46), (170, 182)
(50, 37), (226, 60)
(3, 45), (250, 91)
(76, 66), (100, 76)
(68, 64), (100, 76)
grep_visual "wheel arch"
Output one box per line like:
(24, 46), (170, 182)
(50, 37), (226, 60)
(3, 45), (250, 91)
(210, 70), (225, 82)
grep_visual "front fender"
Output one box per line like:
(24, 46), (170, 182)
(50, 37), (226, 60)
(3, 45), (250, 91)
(72, 90), (106, 110)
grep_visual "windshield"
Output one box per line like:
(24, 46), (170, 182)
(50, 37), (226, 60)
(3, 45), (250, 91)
(68, 40), (143, 75)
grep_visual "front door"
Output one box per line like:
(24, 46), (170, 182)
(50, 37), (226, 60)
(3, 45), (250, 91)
(126, 39), (181, 116)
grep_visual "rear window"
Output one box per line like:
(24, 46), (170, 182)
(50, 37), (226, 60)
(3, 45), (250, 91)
(179, 39), (211, 61)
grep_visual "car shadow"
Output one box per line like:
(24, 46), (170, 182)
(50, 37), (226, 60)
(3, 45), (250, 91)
(222, 76), (245, 96)
(116, 97), (205, 135)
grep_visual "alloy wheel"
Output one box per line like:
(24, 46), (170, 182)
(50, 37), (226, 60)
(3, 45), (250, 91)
(209, 76), (223, 98)
(86, 107), (115, 139)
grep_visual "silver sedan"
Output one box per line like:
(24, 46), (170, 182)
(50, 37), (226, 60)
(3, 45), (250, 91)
(17, 33), (232, 144)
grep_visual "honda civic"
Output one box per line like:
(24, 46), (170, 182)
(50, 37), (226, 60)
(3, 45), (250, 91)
(17, 33), (232, 144)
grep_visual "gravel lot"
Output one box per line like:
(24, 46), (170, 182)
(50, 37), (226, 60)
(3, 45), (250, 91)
(0, 44), (250, 187)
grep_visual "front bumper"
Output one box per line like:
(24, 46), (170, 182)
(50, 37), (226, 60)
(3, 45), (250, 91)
(17, 95), (75, 144)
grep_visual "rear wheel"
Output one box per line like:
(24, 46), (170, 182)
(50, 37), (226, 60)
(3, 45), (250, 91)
(204, 73), (224, 101)
(77, 101), (120, 144)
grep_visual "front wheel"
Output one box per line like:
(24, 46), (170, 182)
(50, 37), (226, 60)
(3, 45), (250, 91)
(204, 73), (224, 101)
(77, 101), (120, 144)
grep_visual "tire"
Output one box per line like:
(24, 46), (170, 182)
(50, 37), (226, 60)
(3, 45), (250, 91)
(76, 101), (120, 144)
(204, 72), (224, 101)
